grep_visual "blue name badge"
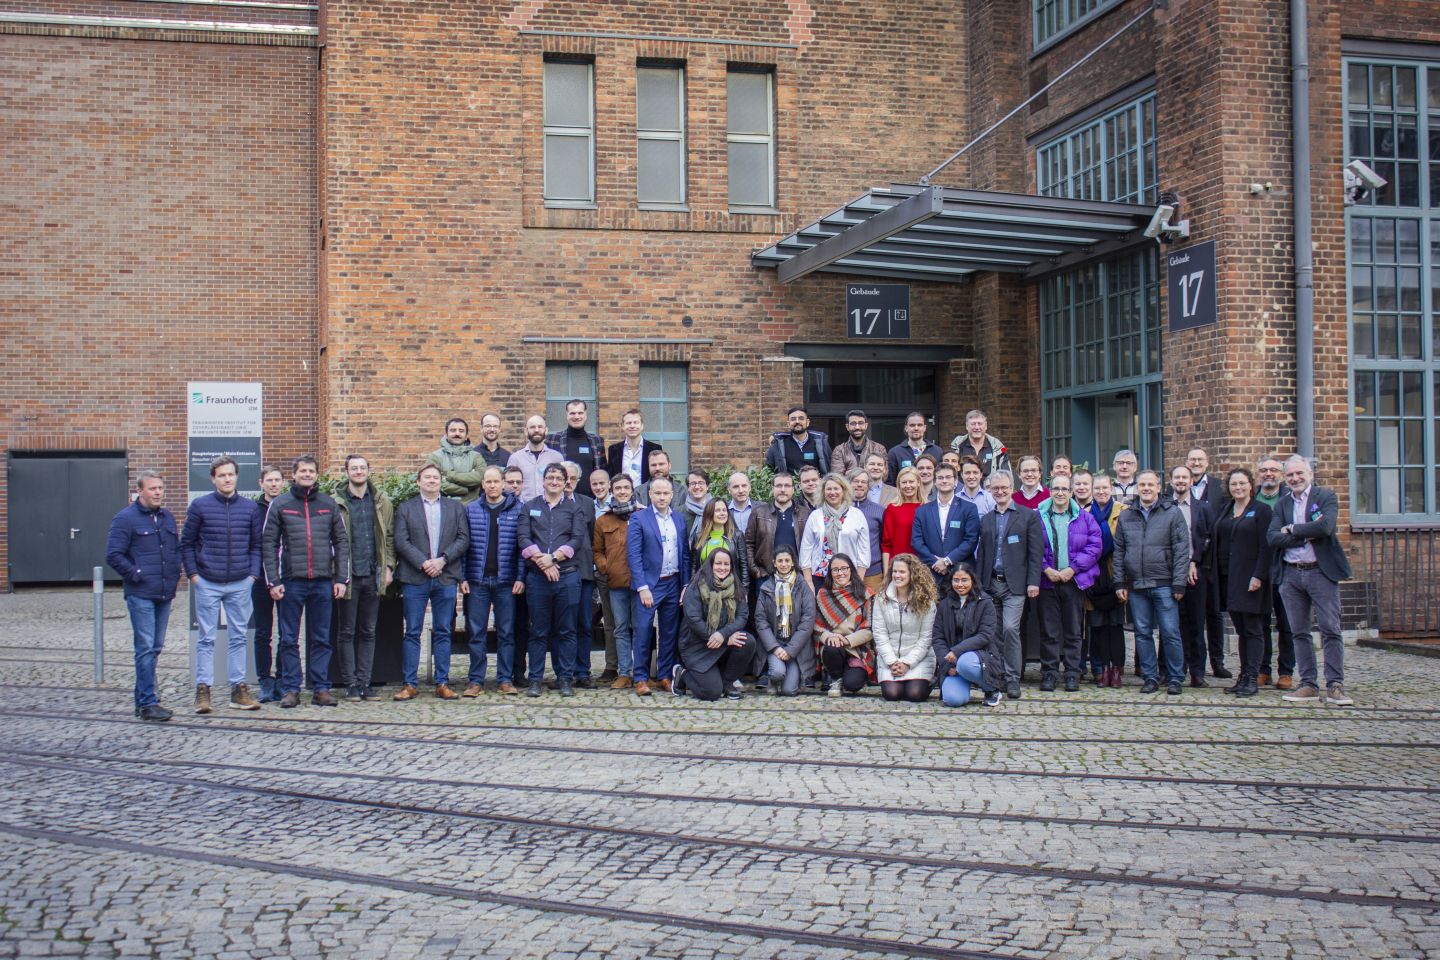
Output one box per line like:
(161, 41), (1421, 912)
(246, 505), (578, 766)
(579, 446), (590, 454)
(1245, 510), (1255, 518)
(901, 460), (913, 468)
(949, 520), (963, 529)
(804, 451), (815, 460)
(1007, 533), (1020, 544)
(529, 509), (542, 517)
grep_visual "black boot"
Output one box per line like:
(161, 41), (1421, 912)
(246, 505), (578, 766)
(1233, 673), (1258, 697)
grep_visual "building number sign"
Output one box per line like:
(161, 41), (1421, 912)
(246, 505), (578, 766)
(1167, 239), (1217, 332)
(846, 284), (910, 340)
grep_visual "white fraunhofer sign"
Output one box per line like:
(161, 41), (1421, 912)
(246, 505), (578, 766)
(187, 382), (263, 502)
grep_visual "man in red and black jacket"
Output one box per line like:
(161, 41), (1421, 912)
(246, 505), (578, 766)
(262, 455), (349, 708)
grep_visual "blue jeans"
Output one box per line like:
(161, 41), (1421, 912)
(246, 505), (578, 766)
(1128, 587), (1185, 683)
(631, 575), (681, 682)
(192, 576), (253, 686)
(465, 578), (517, 685)
(402, 580), (457, 687)
(277, 579), (335, 694)
(126, 595), (172, 708)
(940, 651), (985, 707)
(572, 579), (595, 680)
(608, 586), (635, 676)
(526, 569), (579, 682)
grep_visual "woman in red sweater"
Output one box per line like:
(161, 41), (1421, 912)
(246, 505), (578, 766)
(881, 466), (924, 578)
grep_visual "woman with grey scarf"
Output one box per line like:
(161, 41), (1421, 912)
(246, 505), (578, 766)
(799, 473), (871, 590)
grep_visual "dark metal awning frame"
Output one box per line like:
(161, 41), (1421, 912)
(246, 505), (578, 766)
(752, 183), (1157, 284)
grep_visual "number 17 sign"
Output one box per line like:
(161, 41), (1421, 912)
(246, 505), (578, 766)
(1167, 240), (1217, 332)
(846, 284), (911, 340)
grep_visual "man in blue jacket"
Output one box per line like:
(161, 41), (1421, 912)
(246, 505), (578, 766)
(180, 456), (263, 714)
(106, 470), (182, 721)
(626, 475), (691, 696)
(461, 465), (525, 696)
(910, 463), (980, 584)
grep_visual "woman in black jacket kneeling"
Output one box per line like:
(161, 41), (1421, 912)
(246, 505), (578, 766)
(931, 563), (1005, 708)
(674, 548), (756, 701)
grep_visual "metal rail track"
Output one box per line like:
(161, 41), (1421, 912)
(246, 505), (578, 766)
(1, 708), (1435, 795)
(6, 755), (1435, 911)
(11, 746), (1437, 846)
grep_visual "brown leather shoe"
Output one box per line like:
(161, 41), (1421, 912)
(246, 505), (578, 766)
(311, 690), (338, 707)
(462, 683), (483, 698)
(498, 681), (519, 695)
(393, 684), (418, 701)
(633, 680), (653, 696)
(610, 676), (632, 689)
(229, 683), (260, 711)
(435, 684), (458, 700)
(653, 678), (672, 693)
(1275, 675), (1294, 691)
(1257, 672), (1272, 687)
(194, 684), (212, 715)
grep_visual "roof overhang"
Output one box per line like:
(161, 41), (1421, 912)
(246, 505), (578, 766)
(752, 184), (1156, 284)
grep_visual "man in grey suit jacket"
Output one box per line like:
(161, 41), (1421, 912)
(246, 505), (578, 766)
(973, 469), (1043, 699)
(393, 463), (470, 701)
(1266, 455), (1354, 705)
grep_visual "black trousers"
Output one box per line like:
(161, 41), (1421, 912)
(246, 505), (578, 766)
(1204, 568), (1227, 670)
(821, 645), (868, 692)
(1037, 580), (1085, 677)
(685, 636), (758, 701)
(1179, 574), (1209, 678)
(250, 576), (277, 679)
(1231, 610), (1264, 678)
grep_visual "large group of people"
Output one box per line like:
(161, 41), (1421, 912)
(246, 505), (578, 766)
(105, 402), (1355, 721)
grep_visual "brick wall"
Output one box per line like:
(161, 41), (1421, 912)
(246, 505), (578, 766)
(0, 29), (319, 587)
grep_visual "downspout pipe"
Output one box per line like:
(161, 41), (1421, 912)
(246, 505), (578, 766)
(1292, 0), (1315, 460)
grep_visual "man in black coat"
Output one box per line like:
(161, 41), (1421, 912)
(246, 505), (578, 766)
(1169, 465), (1214, 687)
(1187, 448), (1231, 678)
(392, 464), (470, 701)
(606, 408), (663, 488)
(1267, 456), (1355, 705)
(974, 469), (1043, 700)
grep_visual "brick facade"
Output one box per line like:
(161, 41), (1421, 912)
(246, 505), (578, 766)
(4, 0), (1440, 623)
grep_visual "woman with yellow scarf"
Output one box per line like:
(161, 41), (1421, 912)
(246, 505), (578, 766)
(755, 544), (817, 696)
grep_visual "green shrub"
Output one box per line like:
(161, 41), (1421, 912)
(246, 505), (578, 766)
(706, 463), (774, 503)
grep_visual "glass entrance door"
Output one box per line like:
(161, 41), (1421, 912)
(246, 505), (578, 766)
(1095, 393), (1137, 470)
(803, 364), (940, 451)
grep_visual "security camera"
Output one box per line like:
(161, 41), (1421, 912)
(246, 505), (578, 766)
(1143, 203), (1191, 243)
(1344, 159), (1386, 205)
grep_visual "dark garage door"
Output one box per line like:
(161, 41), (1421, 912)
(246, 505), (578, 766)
(9, 453), (129, 584)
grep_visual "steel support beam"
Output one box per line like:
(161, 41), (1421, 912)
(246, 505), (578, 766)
(776, 186), (944, 283)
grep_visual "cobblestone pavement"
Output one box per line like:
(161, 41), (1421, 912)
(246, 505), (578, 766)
(1, 588), (1439, 958)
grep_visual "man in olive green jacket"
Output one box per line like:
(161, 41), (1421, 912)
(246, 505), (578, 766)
(335, 455), (396, 699)
(428, 417), (487, 503)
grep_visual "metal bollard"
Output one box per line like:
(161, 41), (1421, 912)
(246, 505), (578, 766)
(92, 566), (105, 683)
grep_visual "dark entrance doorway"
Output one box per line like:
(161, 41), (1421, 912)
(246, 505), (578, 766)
(803, 364), (940, 453)
(9, 452), (129, 584)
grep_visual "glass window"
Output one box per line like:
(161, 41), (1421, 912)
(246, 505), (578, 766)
(1346, 57), (1440, 518)
(639, 364), (689, 476)
(543, 60), (594, 205)
(544, 363), (597, 434)
(727, 70), (775, 211)
(1033, 0), (1122, 49)
(1037, 93), (1157, 206)
(1040, 248), (1163, 470)
(637, 65), (686, 207)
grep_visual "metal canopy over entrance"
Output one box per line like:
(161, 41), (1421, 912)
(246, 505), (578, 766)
(751, 183), (1156, 283)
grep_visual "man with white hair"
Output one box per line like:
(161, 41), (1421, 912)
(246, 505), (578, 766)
(1267, 456), (1354, 706)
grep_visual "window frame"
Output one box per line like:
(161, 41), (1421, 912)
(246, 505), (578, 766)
(638, 363), (690, 477)
(1036, 92), (1157, 206)
(544, 362), (598, 435)
(542, 58), (596, 209)
(1032, 0), (1124, 54)
(1344, 55), (1440, 522)
(636, 63), (688, 211)
(726, 68), (777, 214)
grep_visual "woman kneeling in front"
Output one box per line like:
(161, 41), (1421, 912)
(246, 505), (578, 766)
(673, 548), (756, 701)
(872, 553), (938, 702)
(755, 544), (817, 696)
(931, 563), (1005, 708)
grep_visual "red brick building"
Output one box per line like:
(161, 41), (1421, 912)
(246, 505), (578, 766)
(3, 0), (1438, 632)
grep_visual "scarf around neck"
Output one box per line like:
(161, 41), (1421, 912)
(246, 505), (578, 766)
(699, 573), (736, 631)
(819, 502), (849, 577)
(773, 569), (796, 636)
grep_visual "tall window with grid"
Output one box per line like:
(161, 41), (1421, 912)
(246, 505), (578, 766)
(1036, 93), (1157, 206)
(1345, 58), (1440, 518)
(639, 364), (689, 476)
(1033, 0), (1122, 49)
